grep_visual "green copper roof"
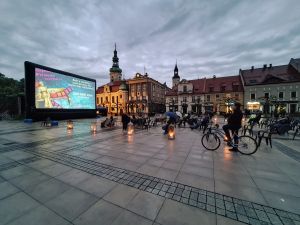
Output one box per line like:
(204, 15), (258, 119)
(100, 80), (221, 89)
(110, 67), (122, 73)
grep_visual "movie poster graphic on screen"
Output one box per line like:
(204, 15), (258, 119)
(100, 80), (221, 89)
(35, 68), (95, 109)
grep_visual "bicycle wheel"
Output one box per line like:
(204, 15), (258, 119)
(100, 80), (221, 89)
(237, 135), (258, 155)
(201, 133), (220, 151)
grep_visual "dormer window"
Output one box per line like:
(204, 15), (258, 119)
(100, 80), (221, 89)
(183, 85), (187, 92)
(209, 87), (214, 92)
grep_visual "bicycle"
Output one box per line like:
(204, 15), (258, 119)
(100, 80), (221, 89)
(201, 124), (258, 155)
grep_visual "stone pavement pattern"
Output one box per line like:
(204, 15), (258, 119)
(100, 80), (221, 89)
(0, 119), (300, 225)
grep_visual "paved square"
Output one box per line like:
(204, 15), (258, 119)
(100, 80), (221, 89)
(1, 119), (300, 225)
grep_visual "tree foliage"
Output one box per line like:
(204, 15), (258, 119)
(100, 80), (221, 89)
(0, 73), (24, 96)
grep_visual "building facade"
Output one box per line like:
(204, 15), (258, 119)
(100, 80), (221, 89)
(127, 73), (167, 115)
(203, 75), (244, 113)
(96, 45), (128, 115)
(166, 64), (243, 114)
(240, 58), (300, 114)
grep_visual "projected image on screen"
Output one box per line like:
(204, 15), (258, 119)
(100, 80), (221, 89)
(35, 68), (95, 109)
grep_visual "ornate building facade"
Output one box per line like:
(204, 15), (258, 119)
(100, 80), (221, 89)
(127, 73), (167, 115)
(96, 44), (128, 115)
(166, 64), (243, 114)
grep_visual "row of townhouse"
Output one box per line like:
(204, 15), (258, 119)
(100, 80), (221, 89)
(166, 58), (300, 115)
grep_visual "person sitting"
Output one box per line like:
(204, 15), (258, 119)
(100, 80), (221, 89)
(163, 115), (177, 135)
(248, 112), (262, 126)
(223, 102), (243, 151)
(108, 115), (114, 127)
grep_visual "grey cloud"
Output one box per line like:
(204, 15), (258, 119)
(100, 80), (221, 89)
(1, 0), (300, 87)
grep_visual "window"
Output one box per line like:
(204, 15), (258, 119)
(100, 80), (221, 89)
(101, 97), (103, 103)
(142, 84), (147, 91)
(206, 95), (210, 102)
(192, 96), (195, 102)
(116, 96), (118, 103)
(264, 93), (269, 99)
(250, 93), (255, 100)
(249, 79), (257, 84)
(137, 84), (141, 92)
(183, 97), (187, 102)
(235, 93), (239, 100)
(221, 86), (226, 92)
(278, 92), (283, 99)
(96, 98), (99, 104)
(183, 85), (187, 92)
(120, 95), (122, 99)
(216, 94), (219, 99)
(209, 87), (214, 92)
(106, 96), (108, 102)
(112, 96), (115, 103)
(290, 104), (297, 113)
(291, 91), (297, 98)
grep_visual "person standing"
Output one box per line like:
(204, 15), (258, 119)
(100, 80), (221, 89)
(121, 113), (128, 131)
(223, 102), (243, 151)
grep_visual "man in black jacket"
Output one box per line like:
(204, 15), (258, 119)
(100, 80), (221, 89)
(223, 102), (243, 151)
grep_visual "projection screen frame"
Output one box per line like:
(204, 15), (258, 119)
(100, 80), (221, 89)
(25, 61), (96, 120)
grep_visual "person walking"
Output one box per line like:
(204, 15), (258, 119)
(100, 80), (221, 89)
(223, 102), (243, 151)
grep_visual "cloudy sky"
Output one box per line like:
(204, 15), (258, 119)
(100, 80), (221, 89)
(1, 0), (300, 87)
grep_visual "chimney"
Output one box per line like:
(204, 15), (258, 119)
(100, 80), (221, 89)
(269, 64), (272, 68)
(251, 66), (254, 71)
(213, 75), (216, 78)
(263, 64), (267, 70)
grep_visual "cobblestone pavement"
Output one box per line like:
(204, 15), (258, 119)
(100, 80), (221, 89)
(1, 119), (300, 225)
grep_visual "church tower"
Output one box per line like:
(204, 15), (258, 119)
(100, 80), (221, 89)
(110, 43), (122, 82)
(172, 61), (180, 88)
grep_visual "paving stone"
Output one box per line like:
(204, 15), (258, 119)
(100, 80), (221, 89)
(0, 192), (40, 224)
(237, 213), (250, 223)
(111, 210), (153, 225)
(74, 200), (123, 225)
(226, 211), (237, 220)
(0, 181), (20, 200)
(156, 199), (216, 225)
(0, 165), (34, 180)
(127, 191), (165, 220)
(10, 171), (51, 191)
(7, 205), (71, 225)
(26, 178), (71, 203)
(103, 184), (139, 208)
(56, 169), (92, 186)
(217, 215), (246, 225)
(255, 209), (270, 223)
(45, 187), (98, 221)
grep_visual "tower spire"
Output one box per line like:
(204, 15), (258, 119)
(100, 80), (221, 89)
(109, 43), (122, 82)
